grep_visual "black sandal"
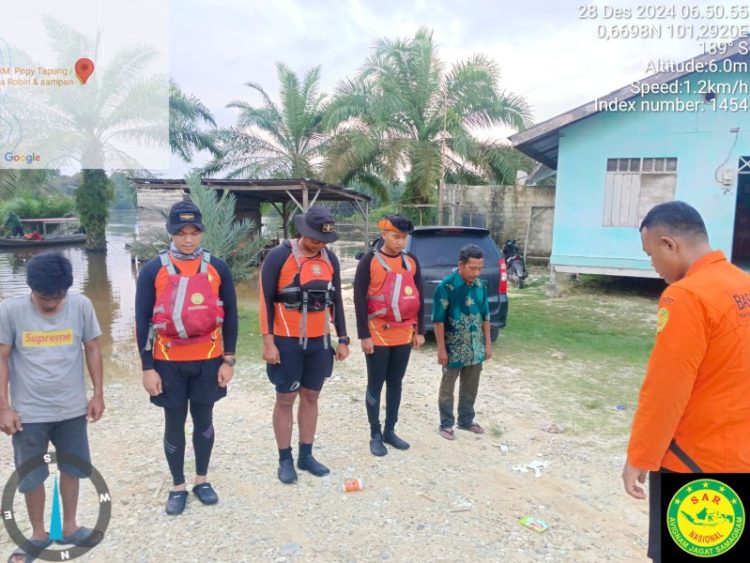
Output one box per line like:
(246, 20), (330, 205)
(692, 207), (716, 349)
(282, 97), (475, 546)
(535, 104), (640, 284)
(165, 490), (188, 515)
(192, 483), (219, 505)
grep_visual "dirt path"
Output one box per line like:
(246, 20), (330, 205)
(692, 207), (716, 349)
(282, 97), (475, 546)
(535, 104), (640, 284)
(1, 261), (651, 562)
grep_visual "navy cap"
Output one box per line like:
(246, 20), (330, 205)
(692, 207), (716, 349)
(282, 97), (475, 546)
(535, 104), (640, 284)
(166, 201), (205, 235)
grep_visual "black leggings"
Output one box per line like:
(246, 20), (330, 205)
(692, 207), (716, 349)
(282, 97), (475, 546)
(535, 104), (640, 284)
(163, 402), (215, 486)
(365, 344), (412, 436)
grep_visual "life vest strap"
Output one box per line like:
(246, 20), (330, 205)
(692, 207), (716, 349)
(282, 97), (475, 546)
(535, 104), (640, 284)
(200, 251), (211, 273)
(159, 251), (176, 275)
(373, 249), (411, 272)
(159, 250), (211, 275)
(669, 440), (703, 473)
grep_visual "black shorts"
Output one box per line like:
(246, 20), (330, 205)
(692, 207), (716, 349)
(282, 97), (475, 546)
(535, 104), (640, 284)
(151, 357), (226, 409)
(267, 335), (334, 393)
(12, 415), (91, 493)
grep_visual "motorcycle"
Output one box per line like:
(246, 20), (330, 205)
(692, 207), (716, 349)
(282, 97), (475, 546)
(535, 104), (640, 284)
(502, 239), (528, 289)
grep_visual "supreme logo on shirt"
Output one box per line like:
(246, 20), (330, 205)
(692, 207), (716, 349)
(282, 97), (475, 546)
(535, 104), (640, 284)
(22, 329), (74, 347)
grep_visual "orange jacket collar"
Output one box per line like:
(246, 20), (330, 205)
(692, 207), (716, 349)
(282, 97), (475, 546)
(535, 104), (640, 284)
(685, 250), (726, 277)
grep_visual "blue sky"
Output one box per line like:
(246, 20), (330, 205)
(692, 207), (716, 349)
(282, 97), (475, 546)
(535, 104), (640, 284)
(159, 0), (750, 174)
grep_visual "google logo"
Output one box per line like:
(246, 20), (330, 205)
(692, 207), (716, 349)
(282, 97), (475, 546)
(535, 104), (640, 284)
(4, 152), (41, 164)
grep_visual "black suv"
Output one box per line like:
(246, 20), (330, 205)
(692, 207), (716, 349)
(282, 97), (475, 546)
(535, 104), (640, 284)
(407, 227), (508, 342)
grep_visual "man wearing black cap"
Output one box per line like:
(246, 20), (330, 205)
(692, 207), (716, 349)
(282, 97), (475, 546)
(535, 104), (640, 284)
(353, 214), (425, 456)
(259, 206), (350, 484)
(135, 200), (238, 515)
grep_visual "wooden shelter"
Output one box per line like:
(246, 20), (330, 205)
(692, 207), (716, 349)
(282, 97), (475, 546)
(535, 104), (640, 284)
(131, 177), (372, 242)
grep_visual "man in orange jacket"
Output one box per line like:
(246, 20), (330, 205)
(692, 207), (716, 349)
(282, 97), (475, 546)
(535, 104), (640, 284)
(623, 201), (750, 561)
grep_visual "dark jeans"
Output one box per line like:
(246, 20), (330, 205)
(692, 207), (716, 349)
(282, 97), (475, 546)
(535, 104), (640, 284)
(438, 363), (482, 429)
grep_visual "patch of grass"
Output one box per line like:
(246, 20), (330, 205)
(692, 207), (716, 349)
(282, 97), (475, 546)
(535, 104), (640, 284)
(502, 284), (655, 365)
(499, 280), (658, 442)
(582, 398), (604, 410)
(488, 424), (504, 438)
(236, 307), (262, 362)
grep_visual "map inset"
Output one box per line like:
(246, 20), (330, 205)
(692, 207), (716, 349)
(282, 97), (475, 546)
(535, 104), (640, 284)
(0, 0), (169, 171)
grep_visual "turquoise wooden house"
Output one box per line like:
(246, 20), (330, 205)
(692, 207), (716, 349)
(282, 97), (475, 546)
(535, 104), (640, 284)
(510, 40), (750, 277)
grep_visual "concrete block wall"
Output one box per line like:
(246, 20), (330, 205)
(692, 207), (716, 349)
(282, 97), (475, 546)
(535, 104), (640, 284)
(445, 184), (556, 257)
(135, 187), (186, 235)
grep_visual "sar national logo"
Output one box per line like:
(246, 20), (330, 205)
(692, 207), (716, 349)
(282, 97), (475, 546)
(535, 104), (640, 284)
(667, 478), (745, 558)
(657, 307), (669, 333)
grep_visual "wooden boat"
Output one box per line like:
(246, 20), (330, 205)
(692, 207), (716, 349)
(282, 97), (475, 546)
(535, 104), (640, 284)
(0, 217), (86, 248)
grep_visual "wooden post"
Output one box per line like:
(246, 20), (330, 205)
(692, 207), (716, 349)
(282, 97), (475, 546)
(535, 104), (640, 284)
(364, 201), (370, 248)
(302, 182), (309, 211)
(282, 201), (290, 239)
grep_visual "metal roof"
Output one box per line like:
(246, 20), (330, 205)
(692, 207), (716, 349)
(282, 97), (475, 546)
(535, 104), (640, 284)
(130, 177), (371, 206)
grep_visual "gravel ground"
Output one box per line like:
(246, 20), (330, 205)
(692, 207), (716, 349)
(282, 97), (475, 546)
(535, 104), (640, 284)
(0, 264), (650, 562)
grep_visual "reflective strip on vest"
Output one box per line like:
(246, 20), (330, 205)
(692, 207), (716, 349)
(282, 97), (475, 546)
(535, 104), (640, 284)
(367, 250), (412, 321)
(160, 251), (176, 274)
(172, 276), (191, 339)
(200, 252), (211, 273)
(391, 274), (404, 322)
(157, 250), (215, 341)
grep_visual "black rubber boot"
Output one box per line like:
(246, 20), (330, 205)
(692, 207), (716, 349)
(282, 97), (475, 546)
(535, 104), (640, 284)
(370, 433), (388, 457)
(297, 455), (330, 476)
(383, 430), (410, 450)
(278, 458), (298, 484)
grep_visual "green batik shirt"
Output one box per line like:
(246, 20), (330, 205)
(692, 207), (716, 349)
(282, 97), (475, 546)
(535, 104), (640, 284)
(431, 268), (490, 368)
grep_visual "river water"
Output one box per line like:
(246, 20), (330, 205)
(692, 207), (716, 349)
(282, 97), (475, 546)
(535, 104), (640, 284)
(0, 211), (142, 369)
(0, 211), (367, 379)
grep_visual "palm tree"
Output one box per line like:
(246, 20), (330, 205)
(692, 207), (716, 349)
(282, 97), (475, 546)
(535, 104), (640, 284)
(169, 80), (219, 162)
(76, 169), (114, 251)
(325, 28), (534, 215)
(0, 170), (58, 202)
(204, 63), (328, 178)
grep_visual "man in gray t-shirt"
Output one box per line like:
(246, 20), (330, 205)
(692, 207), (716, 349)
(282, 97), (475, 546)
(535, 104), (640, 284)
(0, 253), (106, 561)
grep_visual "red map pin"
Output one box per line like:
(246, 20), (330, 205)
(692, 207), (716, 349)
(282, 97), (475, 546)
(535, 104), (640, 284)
(74, 58), (95, 85)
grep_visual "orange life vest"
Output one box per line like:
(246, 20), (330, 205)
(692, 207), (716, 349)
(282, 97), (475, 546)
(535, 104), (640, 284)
(274, 239), (335, 348)
(152, 251), (224, 346)
(366, 249), (420, 328)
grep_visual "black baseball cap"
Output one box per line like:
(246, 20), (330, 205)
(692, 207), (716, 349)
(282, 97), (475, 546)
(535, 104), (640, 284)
(292, 206), (340, 243)
(166, 201), (205, 235)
